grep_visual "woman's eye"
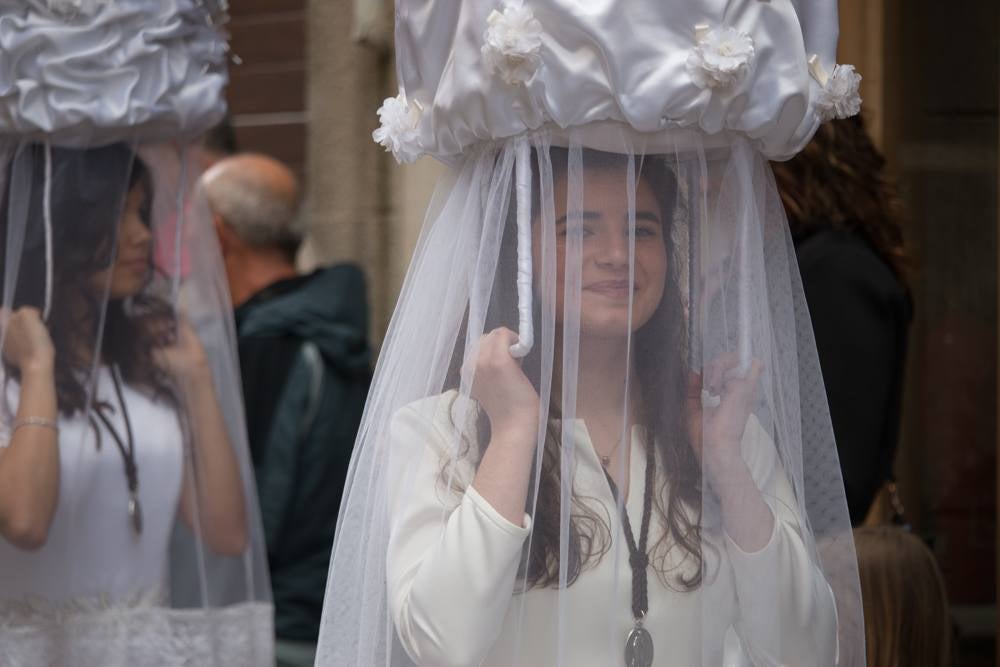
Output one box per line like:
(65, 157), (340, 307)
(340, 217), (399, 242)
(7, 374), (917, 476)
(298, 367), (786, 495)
(557, 225), (592, 238)
(634, 226), (659, 238)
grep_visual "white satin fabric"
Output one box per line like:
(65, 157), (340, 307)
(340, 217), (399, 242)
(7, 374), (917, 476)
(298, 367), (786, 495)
(386, 391), (837, 667)
(0, 0), (228, 146)
(396, 0), (838, 161)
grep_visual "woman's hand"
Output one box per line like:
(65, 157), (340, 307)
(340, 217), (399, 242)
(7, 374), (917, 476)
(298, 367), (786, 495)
(687, 354), (763, 478)
(466, 327), (539, 443)
(1, 307), (55, 373)
(152, 318), (210, 387)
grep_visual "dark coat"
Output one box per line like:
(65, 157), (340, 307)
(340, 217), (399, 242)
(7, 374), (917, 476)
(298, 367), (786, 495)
(794, 227), (912, 526)
(235, 265), (371, 641)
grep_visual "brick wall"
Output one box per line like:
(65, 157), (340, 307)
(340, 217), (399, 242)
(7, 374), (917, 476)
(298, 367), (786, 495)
(227, 1), (307, 176)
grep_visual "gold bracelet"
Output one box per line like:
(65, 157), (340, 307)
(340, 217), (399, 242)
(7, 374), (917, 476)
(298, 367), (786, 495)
(12, 416), (59, 435)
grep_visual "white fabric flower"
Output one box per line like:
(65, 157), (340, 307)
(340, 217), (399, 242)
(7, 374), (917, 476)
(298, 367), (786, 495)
(481, 4), (544, 86)
(815, 64), (862, 122)
(47, 0), (108, 18)
(686, 25), (755, 89)
(372, 91), (423, 164)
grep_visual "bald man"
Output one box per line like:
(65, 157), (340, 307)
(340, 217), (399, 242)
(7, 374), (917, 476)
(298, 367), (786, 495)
(202, 154), (371, 667)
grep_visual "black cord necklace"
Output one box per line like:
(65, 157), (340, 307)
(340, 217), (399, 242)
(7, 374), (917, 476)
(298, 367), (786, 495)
(604, 440), (656, 667)
(90, 365), (142, 536)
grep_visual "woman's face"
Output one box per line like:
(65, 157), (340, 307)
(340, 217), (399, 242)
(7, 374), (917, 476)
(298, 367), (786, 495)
(89, 184), (152, 300)
(534, 165), (668, 340)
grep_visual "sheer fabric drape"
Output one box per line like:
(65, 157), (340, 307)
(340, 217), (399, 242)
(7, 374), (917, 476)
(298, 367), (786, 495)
(318, 126), (862, 666)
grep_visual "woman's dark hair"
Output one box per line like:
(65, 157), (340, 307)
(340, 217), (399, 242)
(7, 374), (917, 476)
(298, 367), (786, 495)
(447, 146), (705, 591)
(771, 115), (908, 284)
(0, 143), (175, 415)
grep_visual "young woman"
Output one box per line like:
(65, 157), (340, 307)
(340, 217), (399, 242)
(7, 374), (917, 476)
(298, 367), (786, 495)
(379, 149), (837, 666)
(318, 2), (864, 664)
(0, 144), (253, 661)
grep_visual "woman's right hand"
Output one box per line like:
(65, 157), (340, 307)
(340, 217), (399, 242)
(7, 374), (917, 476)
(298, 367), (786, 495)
(466, 327), (539, 442)
(1, 308), (55, 372)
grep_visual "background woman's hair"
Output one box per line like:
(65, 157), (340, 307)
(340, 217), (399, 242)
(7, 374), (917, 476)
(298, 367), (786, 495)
(447, 146), (705, 591)
(770, 115), (908, 284)
(854, 526), (952, 667)
(0, 143), (176, 415)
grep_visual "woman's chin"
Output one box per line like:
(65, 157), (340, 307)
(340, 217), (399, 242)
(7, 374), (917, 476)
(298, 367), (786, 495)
(107, 280), (146, 301)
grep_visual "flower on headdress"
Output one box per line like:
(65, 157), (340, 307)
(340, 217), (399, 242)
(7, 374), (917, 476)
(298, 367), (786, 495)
(481, 4), (544, 86)
(46, 0), (108, 18)
(813, 63), (862, 122)
(686, 25), (755, 89)
(372, 91), (423, 164)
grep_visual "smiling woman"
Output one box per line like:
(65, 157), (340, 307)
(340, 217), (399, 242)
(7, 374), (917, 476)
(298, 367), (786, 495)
(317, 0), (864, 664)
(318, 131), (859, 667)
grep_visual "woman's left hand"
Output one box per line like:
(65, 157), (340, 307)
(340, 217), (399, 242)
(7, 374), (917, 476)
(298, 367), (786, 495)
(686, 354), (763, 476)
(153, 318), (210, 386)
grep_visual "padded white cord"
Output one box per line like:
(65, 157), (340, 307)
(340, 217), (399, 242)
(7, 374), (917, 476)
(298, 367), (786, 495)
(42, 142), (54, 322)
(509, 138), (534, 358)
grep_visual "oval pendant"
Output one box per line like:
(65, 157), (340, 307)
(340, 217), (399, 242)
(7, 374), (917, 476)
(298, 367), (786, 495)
(625, 624), (654, 667)
(128, 494), (143, 536)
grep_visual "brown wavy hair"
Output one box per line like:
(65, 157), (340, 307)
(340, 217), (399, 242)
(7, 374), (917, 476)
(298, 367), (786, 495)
(447, 147), (706, 592)
(0, 144), (176, 416)
(771, 115), (908, 284)
(854, 527), (951, 667)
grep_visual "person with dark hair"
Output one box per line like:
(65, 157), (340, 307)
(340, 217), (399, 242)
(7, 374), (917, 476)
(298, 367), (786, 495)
(0, 144), (252, 660)
(202, 153), (371, 667)
(772, 115), (912, 525)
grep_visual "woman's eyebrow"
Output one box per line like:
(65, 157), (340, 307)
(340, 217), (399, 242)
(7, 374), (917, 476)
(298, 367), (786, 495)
(555, 210), (601, 225)
(634, 211), (661, 223)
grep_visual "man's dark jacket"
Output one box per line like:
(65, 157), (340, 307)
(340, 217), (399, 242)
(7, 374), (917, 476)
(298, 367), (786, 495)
(235, 265), (371, 642)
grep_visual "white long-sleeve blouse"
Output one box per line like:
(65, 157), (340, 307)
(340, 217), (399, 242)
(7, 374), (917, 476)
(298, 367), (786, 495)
(386, 391), (838, 667)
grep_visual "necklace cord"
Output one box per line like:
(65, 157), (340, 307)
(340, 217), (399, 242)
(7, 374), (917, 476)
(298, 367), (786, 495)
(604, 441), (656, 620)
(90, 366), (138, 493)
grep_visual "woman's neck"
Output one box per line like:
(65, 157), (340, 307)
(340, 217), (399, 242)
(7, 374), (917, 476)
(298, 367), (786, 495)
(554, 334), (637, 421)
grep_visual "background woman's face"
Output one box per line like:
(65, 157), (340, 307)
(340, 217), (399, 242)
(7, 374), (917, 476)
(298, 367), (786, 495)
(89, 185), (152, 300)
(534, 165), (668, 340)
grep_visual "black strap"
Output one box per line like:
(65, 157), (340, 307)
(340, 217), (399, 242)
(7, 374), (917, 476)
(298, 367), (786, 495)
(91, 366), (138, 495)
(604, 440), (656, 620)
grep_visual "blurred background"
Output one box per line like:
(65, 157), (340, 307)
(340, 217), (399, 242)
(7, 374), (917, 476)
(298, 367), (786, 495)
(224, 1), (998, 664)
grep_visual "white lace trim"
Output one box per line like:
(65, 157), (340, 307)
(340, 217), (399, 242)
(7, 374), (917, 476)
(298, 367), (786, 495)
(0, 591), (273, 667)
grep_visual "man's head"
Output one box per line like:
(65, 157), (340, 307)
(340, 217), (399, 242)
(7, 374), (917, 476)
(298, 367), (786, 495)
(202, 153), (303, 263)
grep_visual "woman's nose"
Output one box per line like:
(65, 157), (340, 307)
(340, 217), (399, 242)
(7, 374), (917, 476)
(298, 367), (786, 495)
(595, 229), (630, 268)
(124, 217), (152, 246)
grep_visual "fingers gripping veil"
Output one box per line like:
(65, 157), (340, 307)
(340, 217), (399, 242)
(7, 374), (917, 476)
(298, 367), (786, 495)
(0, 3), (273, 665)
(319, 2), (865, 666)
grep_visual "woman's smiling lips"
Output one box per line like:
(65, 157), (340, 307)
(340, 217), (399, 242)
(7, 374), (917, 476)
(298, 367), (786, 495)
(584, 279), (637, 299)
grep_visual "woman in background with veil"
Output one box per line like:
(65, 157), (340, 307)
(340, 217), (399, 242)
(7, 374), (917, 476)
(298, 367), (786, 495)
(0, 2), (274, 664)
(0, 144), (254, 663)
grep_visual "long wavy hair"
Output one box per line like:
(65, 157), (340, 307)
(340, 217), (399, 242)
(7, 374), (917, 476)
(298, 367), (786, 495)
(0, 143), (176, 416)
(447, 147), (705, 592)
(770, 115), (908, 284)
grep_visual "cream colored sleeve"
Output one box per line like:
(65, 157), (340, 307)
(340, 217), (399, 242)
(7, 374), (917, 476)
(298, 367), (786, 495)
(385, 395), (531, 667)
(724, 416), (839, 666)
